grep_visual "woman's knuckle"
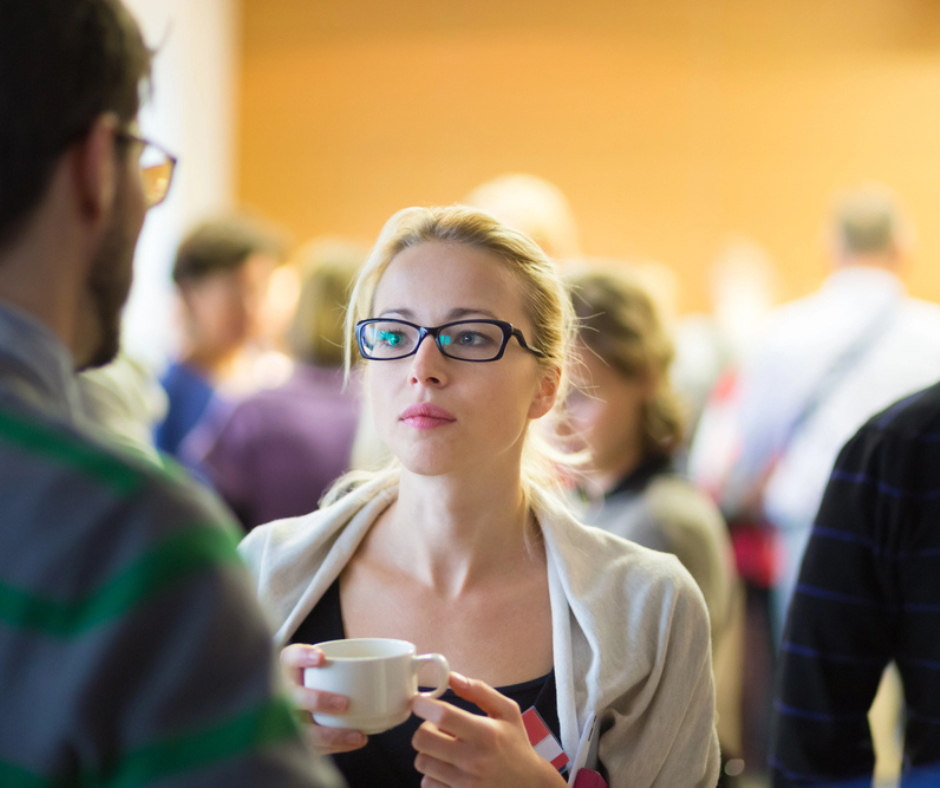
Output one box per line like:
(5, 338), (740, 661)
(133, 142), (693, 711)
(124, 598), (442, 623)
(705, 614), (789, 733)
(435, 705), (457, 729)
(412, 726), (429, 750)
(414, 752), (430, 773)
(477, 722), (498, 748)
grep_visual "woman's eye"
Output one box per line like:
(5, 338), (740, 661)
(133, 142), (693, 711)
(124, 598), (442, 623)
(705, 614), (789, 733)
(377, 330), (403, 346)
(455, 331), (490, 346)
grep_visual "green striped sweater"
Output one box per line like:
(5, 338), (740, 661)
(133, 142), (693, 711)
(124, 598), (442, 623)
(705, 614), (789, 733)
(0, 302), (341, 788)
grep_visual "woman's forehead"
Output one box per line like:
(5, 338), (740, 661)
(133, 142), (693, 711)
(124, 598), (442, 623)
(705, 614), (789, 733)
(373, 241), (528, 320)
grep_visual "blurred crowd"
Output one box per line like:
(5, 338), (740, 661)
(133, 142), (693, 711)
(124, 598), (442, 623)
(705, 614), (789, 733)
(75, 172), (936, 786)
(6, 5), (936, 782)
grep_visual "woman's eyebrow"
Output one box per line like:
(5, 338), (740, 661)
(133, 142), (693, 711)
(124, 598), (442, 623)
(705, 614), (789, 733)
(447, 307), (499, 320)
(376, 308), (414, 319)
(374, 307), (500, 321)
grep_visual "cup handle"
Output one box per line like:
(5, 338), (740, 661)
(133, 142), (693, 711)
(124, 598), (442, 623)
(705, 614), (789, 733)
(413, 653), (450, 699)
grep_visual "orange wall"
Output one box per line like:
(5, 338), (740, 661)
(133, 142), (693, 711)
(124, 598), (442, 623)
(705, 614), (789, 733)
(238, 0), (940, 313)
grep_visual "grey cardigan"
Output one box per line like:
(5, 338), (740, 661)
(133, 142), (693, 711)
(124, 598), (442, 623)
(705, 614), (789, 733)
(239, 474), (720, 787)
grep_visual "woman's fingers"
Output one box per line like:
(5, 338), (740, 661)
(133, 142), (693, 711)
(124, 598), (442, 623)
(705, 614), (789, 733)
(280, 643), (327, 688)
(280, 643), (327, 671)
(413, 692), (495, 742)
(280, 643), (365, 755)
(412, 675), (567, 787)
(287, 684), (350, 716)
(412, 719), (460, 761)
(445, 672), (522, 722)
(304, 723), (368, 754)
(280, 644), (349, 715)
(413, 731), (465, 786)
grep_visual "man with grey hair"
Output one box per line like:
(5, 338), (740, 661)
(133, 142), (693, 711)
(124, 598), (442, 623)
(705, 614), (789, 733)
(690, 183), (940, 641)
(0, 1), (341, 785)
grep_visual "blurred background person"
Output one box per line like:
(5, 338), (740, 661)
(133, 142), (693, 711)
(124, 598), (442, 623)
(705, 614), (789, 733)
(197, 238), (365, 530)
(672, 237), (780, 452)
(688, 183), (940, 783)
(563, 267), (744, 785)
(689, 182), (940, 641)
(154, 214), (286, 462)
(464, 173), (582, 263)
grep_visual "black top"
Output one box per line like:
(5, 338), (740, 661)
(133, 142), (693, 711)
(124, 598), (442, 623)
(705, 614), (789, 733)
(604, 453), (673, 500)
(292, 577), (561, 788)
(771, 380), (940, 787)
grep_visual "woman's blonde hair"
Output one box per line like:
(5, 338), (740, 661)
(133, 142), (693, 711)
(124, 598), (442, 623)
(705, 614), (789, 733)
(328, 205), (576, 503)
(567, 267), (685, 458)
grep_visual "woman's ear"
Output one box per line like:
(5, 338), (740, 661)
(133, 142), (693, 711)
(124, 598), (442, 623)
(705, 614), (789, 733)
(528, 365), (562, 420)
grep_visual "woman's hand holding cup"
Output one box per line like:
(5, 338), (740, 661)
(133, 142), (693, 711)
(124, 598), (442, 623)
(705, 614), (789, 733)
(280, 643), (368, 754)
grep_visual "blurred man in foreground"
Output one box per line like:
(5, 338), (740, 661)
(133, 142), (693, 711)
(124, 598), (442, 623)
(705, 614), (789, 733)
(0, 1), (340, 784)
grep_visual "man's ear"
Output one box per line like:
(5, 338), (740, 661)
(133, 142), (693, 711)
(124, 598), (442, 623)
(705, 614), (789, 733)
(73, 113), (119, 224)
(528, 365), (562, 420)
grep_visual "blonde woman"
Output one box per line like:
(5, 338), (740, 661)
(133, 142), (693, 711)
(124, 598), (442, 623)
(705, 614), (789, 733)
(240, 207), (719, 787)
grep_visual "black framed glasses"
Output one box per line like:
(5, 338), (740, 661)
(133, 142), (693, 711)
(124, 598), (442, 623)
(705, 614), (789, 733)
(115, 130), (177, 208)
(356, 318), (544, 362)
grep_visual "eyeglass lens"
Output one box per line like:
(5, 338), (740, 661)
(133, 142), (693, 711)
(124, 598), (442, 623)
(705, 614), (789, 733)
(361, 321), (507, 360)
(138, 143), (173, 207)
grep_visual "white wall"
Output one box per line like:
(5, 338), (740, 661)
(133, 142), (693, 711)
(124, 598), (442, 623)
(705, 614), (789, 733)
(121, 0), (239, 369)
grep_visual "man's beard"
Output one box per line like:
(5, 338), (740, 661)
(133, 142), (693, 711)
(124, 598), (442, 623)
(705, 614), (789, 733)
(79, 201), (136, 370)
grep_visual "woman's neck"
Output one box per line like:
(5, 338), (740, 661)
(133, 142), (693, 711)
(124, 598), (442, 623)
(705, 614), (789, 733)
(376, 469), (538, 597)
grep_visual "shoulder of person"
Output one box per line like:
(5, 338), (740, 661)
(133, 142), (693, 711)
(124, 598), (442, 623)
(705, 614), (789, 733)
(534, 485), (707, 612)
(0, 400), (259, 637)
(6, 393), (235, 531)
(851, 380), (940, 452)
(642, 473), (721, 519)
(238, 471), (398, 574)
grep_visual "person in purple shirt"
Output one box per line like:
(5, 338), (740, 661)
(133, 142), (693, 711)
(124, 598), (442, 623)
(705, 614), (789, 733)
(198, 239), (365, 530)
(154, 215), (285, 459)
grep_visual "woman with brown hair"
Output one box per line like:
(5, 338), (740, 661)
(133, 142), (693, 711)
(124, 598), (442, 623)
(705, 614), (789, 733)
(565, 267), (743, 782)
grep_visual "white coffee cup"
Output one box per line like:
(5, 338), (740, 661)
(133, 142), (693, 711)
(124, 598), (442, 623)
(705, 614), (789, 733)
(303, 638), (450, 734)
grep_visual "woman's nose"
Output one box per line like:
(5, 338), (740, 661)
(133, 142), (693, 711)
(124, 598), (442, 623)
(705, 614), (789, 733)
(409, 334), (447, 386)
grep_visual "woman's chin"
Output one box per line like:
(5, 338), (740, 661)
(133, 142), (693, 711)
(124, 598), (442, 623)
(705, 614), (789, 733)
(398, 456), (459, 479)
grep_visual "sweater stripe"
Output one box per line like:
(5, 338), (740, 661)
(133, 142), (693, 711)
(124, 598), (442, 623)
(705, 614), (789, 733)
(0, 761), (48, 788)
(0, 410), (143, 496)
(813, 527), (940, 559)
(773, 700), (866, 723)
(793, 583), (891, 610)
(0, 526), (240, 636)
(780, 641), (887, 665)
(829, 469), (940, 500)
(0, 697), (300, 788)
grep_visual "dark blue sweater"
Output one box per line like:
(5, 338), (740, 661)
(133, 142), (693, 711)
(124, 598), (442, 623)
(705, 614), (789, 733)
(771, 379), (940, 787)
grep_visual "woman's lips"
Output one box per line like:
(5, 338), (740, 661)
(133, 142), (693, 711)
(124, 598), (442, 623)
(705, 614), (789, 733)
(399, 403), (456, 429)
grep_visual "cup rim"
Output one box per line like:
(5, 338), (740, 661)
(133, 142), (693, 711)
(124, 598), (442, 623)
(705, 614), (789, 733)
(313, 637), (417, 661)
